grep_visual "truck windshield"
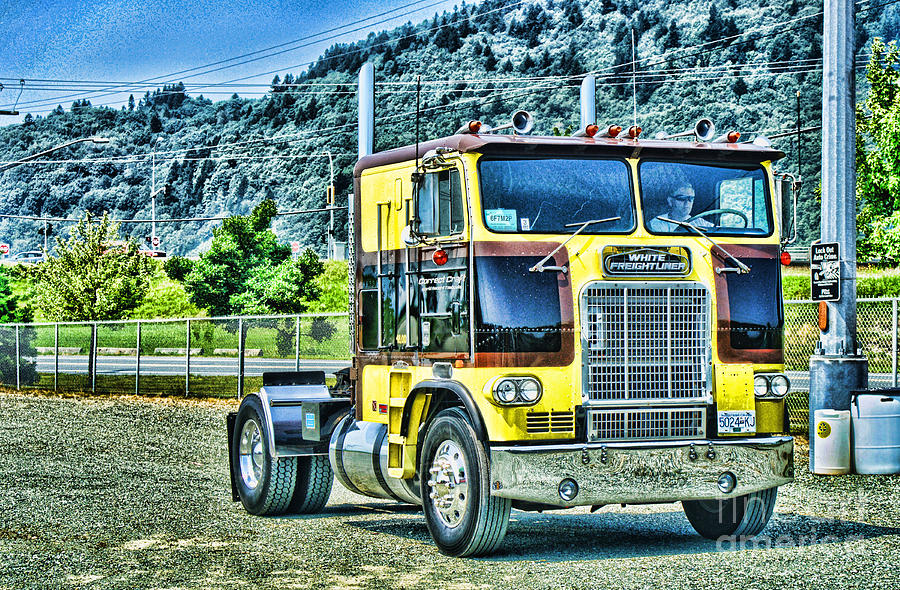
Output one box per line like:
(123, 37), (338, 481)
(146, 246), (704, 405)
(640, 161), (772, 236)
(478, 158), (634, 234)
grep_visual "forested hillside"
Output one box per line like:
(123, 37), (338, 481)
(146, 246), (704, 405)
(1, 0), (898, 255)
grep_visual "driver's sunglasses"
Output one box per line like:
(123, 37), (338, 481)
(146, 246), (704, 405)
(671, 193), (694, 202)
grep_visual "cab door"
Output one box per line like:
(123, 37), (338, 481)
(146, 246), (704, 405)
(407, 164), (470, 358)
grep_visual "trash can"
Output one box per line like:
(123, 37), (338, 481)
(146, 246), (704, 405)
(851, 389), (900, 474)
(812, 409), (851, 474)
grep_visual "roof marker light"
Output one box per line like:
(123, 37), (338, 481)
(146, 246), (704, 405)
(727, 131), (741, 143)
(627, 125), (642, 139)
(605, 125), (622, 138)
(455, 120), (483, 134)
(574, 124), (600, 138)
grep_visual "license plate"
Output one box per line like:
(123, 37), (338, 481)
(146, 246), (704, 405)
(717, 410), (756, 434)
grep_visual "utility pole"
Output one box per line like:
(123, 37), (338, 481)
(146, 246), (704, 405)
(151, 152), (156, 246)
(808, 0), (868, 470)
(325, 150), (335, 259)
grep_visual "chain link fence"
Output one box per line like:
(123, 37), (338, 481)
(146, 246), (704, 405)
(3, 302), (898, 433)
(0, 313), (350, 399)
(783, 298), (899, 433)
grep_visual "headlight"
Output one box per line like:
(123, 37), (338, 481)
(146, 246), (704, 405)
(495, 379), (518, 403)
(770, 374), (790, 397)
(754, 373), (790, 399)
(491, 377), (542, 405)
(518, 379), (541, 403)
(754, 375), (770, 398)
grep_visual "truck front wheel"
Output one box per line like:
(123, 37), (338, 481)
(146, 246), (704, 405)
(682, 486), (778, 539)
(232, 395), (297, 516)
(420, 408), (511, 557)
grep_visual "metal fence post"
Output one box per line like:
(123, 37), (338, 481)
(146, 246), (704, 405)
(185, 319), (191, 397)
(237, 318), (245, 399)
(54, 323), (59, 392)
(893, 299), (898, 387)
(295, 315), (301, 372)
(135, 321), (141, 396)
(91, 323), (97, 393)
(15, 325), (20, 391)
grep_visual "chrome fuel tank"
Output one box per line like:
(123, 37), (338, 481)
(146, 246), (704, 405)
(328, 415), (420, 505)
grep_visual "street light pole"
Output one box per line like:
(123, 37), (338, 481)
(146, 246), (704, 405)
(0, 136), (111, 173)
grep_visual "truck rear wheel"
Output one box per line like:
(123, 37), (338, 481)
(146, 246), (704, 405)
(682, 486), (778, 539)
(288, 456), (333, 514)
(232, 395), (296, 516)
(420, 408), (511, 557)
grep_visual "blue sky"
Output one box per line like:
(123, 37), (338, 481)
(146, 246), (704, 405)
(0, 0), (465, 124)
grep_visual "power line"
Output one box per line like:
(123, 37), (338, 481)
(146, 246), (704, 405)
(6, 0), (530, 114)
(1, 0), (462, 111)
(0, 206), (348, 225)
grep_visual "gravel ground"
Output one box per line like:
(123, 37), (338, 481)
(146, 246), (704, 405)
(1, 391), (898, 590)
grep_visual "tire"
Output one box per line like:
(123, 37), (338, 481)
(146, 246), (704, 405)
(288, 455), (334, 514)
(683, 486), (778, 540)
(419, 407), (511, 557)
(232, 395), (297, 516)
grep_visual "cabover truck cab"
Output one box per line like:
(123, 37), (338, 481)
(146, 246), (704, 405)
(228, 119), (794, 557)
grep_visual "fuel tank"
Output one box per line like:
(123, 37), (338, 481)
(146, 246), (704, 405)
(328, 415), (421, 505)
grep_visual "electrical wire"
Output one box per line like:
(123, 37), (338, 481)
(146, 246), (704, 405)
(1, 0), (463, 111)
(0, 206), (348, 225)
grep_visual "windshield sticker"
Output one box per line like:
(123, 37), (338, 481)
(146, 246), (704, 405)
(520, 218), (531, 231)
(485, 209), (517, 231)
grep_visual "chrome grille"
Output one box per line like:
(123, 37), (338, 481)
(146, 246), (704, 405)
(588, 408), (706, 441)
(526, 411), (575, 434)
(582, 282), (710, 404)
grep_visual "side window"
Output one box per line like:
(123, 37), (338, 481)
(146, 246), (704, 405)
(416, 168), (465, 237)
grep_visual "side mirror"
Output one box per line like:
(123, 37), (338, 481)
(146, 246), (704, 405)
(774, 172), (800, 245)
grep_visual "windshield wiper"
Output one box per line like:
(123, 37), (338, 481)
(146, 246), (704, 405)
(657, 217), (750, 274)
(529, 217), (621, 273)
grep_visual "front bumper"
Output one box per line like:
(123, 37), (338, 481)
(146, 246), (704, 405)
(489, 436), (793, 507)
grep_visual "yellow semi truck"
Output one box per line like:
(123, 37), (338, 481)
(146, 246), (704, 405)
(227, 110), (794, 557)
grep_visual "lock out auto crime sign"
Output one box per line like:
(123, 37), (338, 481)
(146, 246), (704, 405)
(810, 242), (840, 302)
(602, 246), (692, 277)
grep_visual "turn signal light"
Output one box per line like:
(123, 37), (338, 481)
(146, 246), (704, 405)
(780, 251), (792, 266)
(432, 249), (448, 266)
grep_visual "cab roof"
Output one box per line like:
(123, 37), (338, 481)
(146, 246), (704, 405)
(354, 133), (785, 177)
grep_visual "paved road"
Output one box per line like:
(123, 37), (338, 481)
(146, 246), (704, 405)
(25, 357), (899, 389)
(33, 355), (350, 377)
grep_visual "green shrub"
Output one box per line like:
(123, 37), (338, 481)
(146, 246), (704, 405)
(130, 272), (202, 319)
(782, 269), (900, 299)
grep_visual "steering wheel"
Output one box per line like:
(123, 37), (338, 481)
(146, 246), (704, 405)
(687, 208), (749, 228)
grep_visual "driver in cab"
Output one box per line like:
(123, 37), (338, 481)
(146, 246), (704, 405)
(648, 184), (712, 232)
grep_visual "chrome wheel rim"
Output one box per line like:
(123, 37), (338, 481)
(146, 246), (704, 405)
(427, 440), (469, 528)
(238, 419), (264, 490)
